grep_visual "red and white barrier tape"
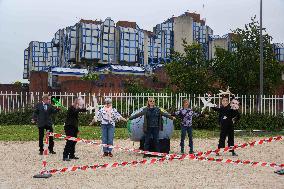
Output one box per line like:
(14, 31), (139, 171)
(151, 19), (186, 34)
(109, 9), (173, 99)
(41, 154), (284, 175)
(51, 132), (283, 158)
(40, 131), (50, 173)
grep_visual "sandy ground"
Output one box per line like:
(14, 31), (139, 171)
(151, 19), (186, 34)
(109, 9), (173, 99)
(0, 137), (283, 189)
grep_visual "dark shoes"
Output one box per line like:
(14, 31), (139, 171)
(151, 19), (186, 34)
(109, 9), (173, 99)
(103, 152), (113, 157)
(63, 158), (71, 161)
(181, 149), (184, 154)
(69, 156), (79, 160)
(103, 152), (108, 157)
(39, 151), (56, 155)
(189, 151), (194, 154)
(232, 151), (238, 156)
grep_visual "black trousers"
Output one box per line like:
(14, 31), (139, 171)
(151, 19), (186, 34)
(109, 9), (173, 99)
(218, 124), (234, 149)
(63, 127), (78, 158)
(38, 125), (54, 152)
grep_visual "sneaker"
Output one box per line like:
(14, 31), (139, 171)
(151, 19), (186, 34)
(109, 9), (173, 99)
(103, 152), (108, 157)
(189, 151), (194, 154)
(108, 152), (113, 157)
(232, 151), (238, 156)
(49, 151), (56, 154)
(143, 154), (149, 158)
(63, 158), (71, 161)
(69, 156), (79, 160)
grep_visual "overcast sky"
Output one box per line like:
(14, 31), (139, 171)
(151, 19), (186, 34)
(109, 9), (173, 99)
(0, 0), (283, 84)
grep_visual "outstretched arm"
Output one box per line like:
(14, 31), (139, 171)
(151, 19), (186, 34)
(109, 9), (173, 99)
(161, 111), (175, 120)
(129, 109), (146, 120)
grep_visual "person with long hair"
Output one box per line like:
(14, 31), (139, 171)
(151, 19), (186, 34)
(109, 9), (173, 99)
(129, 97), (175, 157)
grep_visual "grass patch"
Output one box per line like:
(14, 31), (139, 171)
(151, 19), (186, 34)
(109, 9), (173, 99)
(0, 125), (283, 141)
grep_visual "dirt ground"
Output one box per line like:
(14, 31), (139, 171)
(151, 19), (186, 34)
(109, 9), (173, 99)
(0, 137), (283, 189)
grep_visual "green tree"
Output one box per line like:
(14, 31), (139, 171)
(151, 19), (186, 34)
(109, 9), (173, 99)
(165, 42), (214, 94)
(211, 16), (284, 94)
(81, 72), (99, 81)
(13, 81), (22, 86)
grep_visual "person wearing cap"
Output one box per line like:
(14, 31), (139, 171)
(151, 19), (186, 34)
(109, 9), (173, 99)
(97, 98), (127, 157)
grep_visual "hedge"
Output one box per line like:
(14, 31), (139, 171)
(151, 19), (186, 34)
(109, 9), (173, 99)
(0, 108), (283, 131)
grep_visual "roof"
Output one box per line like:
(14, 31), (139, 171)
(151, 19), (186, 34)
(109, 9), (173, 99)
(274, 43), (284, 48)
(50, 67), (88, 76)
(79, 19), (102, 25)
(116, 21), (137, 29)
(96, 65), (146, 75)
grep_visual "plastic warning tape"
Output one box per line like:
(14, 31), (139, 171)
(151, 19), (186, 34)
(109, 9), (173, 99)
(40, 132), (50, 172)
(42, 154), (284, 175)
(51, 132), (283, 158)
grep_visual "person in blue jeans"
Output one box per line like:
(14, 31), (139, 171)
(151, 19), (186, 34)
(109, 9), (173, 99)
(129, 97), (175, 157)
(97, 98), (127, 157)
(173, 99), (200, 154)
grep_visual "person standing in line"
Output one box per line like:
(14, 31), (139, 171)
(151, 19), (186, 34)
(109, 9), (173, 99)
(96, 98), (127, 157)
(211, 95), (240, 156)
(173, 99), (201, 154)
(129, 97), (175, 157)
(32, 94), (60, 155)
(62, 97), (89, 161)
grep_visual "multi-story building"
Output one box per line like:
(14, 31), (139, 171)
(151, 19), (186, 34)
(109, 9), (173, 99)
(23, 12), (216, 80)
(273, 43), (284, 64)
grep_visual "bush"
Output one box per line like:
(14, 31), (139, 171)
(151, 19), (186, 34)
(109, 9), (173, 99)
(0, 108), (283, 131)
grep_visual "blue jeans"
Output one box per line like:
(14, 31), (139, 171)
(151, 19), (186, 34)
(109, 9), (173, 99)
(180, 126), (193, 152)
(101, 124), (115, 153)
(144, 127), (160, 152)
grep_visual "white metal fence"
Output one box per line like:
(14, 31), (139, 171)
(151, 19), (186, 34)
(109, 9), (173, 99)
(0, 91), (283, 116)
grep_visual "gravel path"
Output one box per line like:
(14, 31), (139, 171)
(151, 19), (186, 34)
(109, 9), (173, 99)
(0, 137), (283, 189)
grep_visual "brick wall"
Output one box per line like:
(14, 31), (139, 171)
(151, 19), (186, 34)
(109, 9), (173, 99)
(29, 71), (49, 92)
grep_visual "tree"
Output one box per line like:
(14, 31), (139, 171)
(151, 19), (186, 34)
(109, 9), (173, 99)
(211, 16), (284, 94)
(165, 41), (214, 94)
(13, 81), (22, 86)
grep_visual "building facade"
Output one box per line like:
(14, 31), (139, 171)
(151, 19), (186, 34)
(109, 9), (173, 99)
(23, 12), (216, 79)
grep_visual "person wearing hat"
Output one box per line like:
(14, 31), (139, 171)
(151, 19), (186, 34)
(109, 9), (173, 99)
(96, 98), (127, 157)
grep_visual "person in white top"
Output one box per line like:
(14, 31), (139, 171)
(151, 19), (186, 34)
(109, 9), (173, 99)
(96, 98), (127, 157)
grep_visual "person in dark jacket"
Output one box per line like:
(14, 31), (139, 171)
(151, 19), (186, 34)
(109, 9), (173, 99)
(173, 99), (200, 154)
(62, 97), (88, 161)
(129, 98), (175, 157)
(32, 94), (60, 155)
(211, 95), (240, 156)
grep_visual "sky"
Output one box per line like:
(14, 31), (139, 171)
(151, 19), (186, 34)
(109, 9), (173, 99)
(0, 0), (283, 84)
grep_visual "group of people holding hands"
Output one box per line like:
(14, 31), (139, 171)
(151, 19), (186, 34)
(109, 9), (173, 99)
(32, 93), (240, 161)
